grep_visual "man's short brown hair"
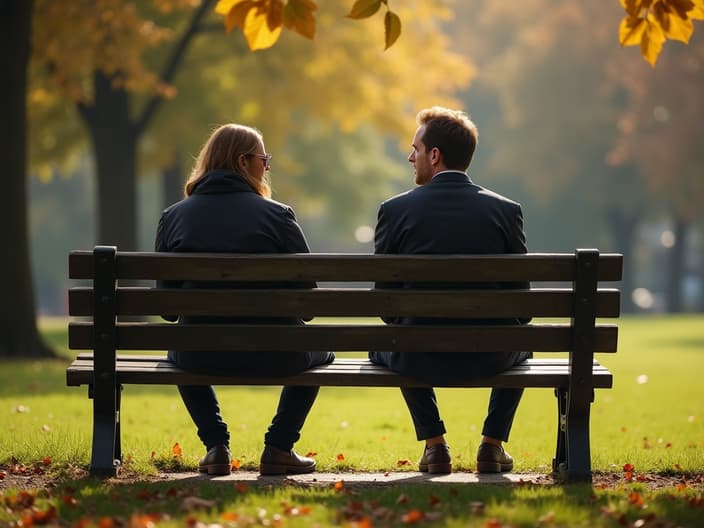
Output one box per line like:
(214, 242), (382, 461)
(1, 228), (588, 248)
(417, 107), (478, 171)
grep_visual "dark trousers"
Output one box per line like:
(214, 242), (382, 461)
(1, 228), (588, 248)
(168, 350), (335, 451)
(369, 350), (531, 442)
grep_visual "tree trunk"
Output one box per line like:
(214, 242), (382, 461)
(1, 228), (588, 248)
(0, 0), (54, 358)
(605, 208), (639, 314)
(162, 152), (184, 209)
(666, 217), (688, 313)
(81, 72), (139, 250)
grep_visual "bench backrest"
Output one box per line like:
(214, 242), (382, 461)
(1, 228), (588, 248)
(68, 247), (621, 359)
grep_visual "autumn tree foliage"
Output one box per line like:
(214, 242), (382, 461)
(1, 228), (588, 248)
(29, 0), (472, 251)
(619, 0), (704, 65)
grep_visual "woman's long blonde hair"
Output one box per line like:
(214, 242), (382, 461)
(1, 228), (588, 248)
(184, 124), (271, 198)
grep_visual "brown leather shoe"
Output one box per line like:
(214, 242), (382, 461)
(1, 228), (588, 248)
(476, 442), (513, 473)
(259, 446), (316, 475)
(418, 444), (452, 474)
(199, 445), (231, 475)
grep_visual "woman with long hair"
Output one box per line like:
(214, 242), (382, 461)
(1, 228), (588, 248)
(155, 123), (334, 476)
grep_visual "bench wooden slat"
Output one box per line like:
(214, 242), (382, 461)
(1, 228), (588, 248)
(69, 251), (624, 282)
(66, 357), (613, 389)
(68, 322), (618, 353)
(68, 288), (621, 318)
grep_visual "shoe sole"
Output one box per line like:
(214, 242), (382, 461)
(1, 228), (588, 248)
(199, 464), (232, 476)
(476, 461), (513, 473)
(259, 464), (315, 476)
(419, 463), (452, 474)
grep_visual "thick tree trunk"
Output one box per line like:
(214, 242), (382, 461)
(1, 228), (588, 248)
(82, 72), (139, 250)
(0, 0), (54, 358)
(605, 208), (639, 314)
(666, 217), (688, 313)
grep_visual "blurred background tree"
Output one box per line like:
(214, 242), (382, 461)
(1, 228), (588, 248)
(4, 0), (703, 358)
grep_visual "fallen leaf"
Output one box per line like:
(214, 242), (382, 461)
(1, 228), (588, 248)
(396, 494), (410, 504)
(397, 459), (410, 466)
(305, 451), (317, 457)
(172, 442), (183, 459)
(401, 509), (424, 524)
(334, 480), (345, 492)
(62, 494), (78, 506)
(234, 482), (249, 493)
(42, 456), (52, 465)
(538, 511), (555, 524)
(623, 463), (635, 472)
(429, 494), (441, 506)
(221, 512), (239, 521)
(337, 453), (345, 461)
(231, 459), (241, 470)
(628, 491), (645, 507)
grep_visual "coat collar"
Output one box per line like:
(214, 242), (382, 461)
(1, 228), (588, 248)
(430, 170), (473, 185)
(191, 169), (254, 194)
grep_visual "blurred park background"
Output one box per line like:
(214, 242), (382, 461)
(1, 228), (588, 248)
(3, 1), (703, 358)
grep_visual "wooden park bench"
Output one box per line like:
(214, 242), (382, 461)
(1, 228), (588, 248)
(66, 246), (622, 481)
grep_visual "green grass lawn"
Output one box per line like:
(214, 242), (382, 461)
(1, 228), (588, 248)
(1, 315), (703, 527)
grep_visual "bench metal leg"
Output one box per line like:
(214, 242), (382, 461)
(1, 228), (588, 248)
(554, 388), (594, 483)
(552, 388), (567, 475)
(88, 383), (122, 477)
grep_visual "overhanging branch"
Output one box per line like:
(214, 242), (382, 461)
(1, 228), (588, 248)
(134, 0), (215, 136)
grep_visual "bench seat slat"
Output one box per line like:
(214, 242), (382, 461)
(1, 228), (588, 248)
(69, 288), (621, 318)
(69, 251), (624, 282)
(69, 322), (619, 353)
(66, 357), (613, 389)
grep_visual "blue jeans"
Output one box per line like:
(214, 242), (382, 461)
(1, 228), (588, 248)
(169, 350), (335, 451)
(369, 350), (531, 442)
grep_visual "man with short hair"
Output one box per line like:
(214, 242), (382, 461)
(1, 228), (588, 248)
(370, 106), (532, 474)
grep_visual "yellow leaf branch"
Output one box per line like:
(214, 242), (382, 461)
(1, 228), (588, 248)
(619, 0), (704, 66)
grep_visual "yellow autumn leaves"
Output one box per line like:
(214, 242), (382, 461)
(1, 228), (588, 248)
(619, 0), (704, 65)
(214, 0), (401, 51)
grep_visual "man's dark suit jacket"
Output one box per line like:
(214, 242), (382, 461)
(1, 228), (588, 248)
(373, 171), (530, 383)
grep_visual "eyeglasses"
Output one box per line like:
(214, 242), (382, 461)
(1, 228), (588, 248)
(249, 153), (272, 170)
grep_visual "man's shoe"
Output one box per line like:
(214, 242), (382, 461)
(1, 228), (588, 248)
(199, 445), (231, 475)
(260, 446), (316, 475)
(418, 444), (452, 474)
(476, 442), (513, 473)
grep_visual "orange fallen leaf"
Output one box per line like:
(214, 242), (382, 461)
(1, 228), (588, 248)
(401, 509), (424, 524)
(484, 519), (503, 528)
(98, 517), (116, 528)
(334, 480), (345, 491)
(337, 453), (345, 461)
(397, 459), (410, 466)
(628, 491), (645, 507)
(42, 456), (52, 465)
(623, 463), (635, 472)
(231, 459), (241, 470)
(172, 442), (183, 458)
(235, 482), (249, 493)
(305, 451), (318, 457)
(350, 517), (373, 528)
(62, 495), (78, 506)
(221, 512), (239, 521)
